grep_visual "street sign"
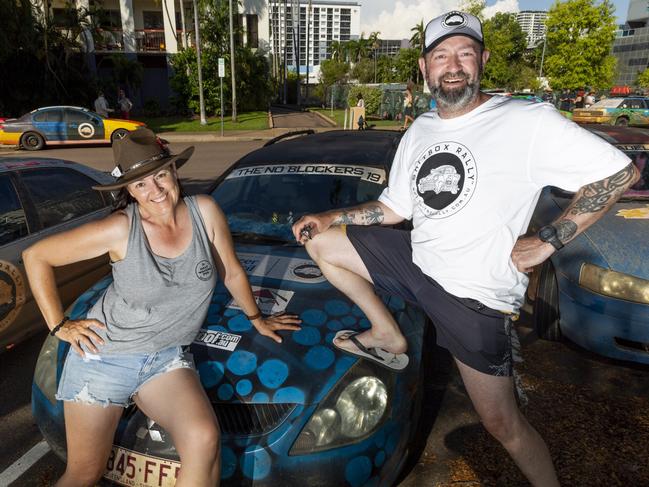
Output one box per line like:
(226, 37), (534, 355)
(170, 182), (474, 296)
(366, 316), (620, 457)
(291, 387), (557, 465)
(218, 58), (225, 78)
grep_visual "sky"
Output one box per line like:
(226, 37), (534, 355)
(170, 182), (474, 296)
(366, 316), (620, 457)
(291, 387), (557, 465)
(352, 0), (631, 40)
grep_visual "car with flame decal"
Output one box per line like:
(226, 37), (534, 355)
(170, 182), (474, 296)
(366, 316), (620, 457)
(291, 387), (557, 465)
(33, 130), (437, 487)
(0, 106), (144, 150)
(529, 124), (649, 365)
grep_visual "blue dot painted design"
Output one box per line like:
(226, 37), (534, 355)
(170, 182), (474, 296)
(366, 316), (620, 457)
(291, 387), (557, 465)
(273, 386), (305, 404)
(385, 429), (400, 455)
(224, 308), (239, 317)
(252, 392), (270, 402)
(374, 450), (386, 467)
(292, 326), (321, 346)
(324, 299), (350, 316)
(359, 318), (371, 329)
(335, 356), (356, 373)
(352, 305), (365, 317)
(228, 314), (253, 332)
(226, 351), (257, 376)
(257, 359), (289, 389)
(221, 446), (237, 479)
(301, 309), (327, 326)
(373, 429), (386, 448)
(304, 345), (335, 370)
(326, 319), (345, 331)
(236, 379), (253, 396)
(325, 332), (336, 344)
(345, 456), (372, 487)
(197, 361), (225, 388)
(342, 315), (357, 326)
(217, 383), (234, 400)
(206, 325), (228, 332)
(241, 446), (272, 479)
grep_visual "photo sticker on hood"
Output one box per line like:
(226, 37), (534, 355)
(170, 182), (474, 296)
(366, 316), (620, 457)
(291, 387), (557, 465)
(228, 286), (294, 315)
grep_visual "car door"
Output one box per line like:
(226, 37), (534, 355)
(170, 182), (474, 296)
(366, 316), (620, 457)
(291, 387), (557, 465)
(0, 167), (112, 351)
(31, 109), (66, 141)
(65, 108), (105, 142)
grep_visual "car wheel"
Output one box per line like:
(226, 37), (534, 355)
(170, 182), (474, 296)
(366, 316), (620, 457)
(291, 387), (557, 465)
(21, 132), (45, 151)
(111, 128), (130, 143)
(533, 260), (562, 341)
(615, 117), (629, 126)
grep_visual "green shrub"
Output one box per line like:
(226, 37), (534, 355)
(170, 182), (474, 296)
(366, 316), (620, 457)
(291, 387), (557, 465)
(347, 86), (382, 116)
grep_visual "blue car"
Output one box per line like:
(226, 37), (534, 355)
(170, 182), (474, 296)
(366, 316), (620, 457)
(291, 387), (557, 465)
(530, 124), (649, 365)
(32, 130), (432, 486)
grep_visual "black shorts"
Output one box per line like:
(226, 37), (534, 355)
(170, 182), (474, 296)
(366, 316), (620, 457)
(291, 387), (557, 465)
(346, 225), (515, 376)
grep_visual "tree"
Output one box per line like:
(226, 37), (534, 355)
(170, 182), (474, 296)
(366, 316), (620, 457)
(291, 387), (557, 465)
(461, 0), (486, 20)
(410, 21), (424, 52)
(329, 40), (345, 61)
(393, 48), (420, 85)
(319, 58), (349, 87)
(543, 0), (617, 90)
(481, 12), (528, 89)
(350, 58), (374, 83)
(637, 68), (649, 89)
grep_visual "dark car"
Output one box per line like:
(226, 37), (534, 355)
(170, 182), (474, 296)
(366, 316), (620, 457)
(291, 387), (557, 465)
(0, 106), (145, 150)
(0, 157), (114, 352)
(529, 124), (649, 364)
(32, 130), (434, 487)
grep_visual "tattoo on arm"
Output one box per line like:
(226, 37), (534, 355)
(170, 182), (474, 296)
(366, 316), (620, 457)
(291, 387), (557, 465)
(332, 204), (384, 226)
(555, 219), (577, 243)
(568, 163), (637, 216)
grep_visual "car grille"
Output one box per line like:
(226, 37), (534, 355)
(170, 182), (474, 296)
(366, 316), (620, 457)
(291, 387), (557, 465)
(213, 402), (296, 437)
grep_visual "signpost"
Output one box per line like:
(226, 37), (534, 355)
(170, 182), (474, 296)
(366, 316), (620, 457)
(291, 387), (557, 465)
(218, 58), (225, 137)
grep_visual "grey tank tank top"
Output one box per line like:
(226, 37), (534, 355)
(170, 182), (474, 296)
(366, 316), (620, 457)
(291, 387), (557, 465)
(87, 196), (217, 355)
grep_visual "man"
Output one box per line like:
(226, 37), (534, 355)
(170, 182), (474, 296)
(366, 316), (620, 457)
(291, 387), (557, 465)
(292, 10), (637, 487)
(94, 91), (114, 118)
(117, 89), (133, 119)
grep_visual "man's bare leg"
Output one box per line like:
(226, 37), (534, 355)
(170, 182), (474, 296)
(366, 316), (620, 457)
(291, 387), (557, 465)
(306, 227), (407, 354)
(455, 359), (560, 487)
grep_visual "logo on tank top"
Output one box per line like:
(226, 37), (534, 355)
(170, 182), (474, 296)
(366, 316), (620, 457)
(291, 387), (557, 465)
(195, 260), (214, 281)
(411, 141), (477, 219)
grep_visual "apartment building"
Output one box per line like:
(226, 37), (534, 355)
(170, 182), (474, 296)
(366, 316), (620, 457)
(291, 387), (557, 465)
(516, 10), (547, 49)
(613, 0), (649, 86)
(376, 39), (411, 57)
(268, 0), (361, 84)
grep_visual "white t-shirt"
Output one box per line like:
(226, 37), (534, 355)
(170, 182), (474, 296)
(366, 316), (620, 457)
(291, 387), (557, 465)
(379, 95), (630, 312)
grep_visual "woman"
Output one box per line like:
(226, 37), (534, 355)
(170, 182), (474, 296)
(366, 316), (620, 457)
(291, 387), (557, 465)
(23, 128), (301, 487)
(402, 85), (415, 129)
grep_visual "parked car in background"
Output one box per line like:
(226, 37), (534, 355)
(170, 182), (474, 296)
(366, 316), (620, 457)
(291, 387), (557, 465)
(33, 130), (434, 487)
(572, 96), (649, 127)
(0, 106), (145, 150)
(529, 124), (649, 365)
(0, 157), (114, 352)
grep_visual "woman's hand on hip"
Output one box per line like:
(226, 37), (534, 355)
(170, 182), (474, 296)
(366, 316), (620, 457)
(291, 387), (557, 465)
(253, 313), (302, 344)
(56, 319), (106, 357)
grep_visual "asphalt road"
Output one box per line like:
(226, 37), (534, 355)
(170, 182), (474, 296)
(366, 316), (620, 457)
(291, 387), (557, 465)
(1, 142), (648, 486)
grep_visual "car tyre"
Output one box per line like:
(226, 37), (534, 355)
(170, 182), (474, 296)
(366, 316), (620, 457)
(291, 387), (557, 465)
(615, 117), (629, 127)
(533, 260), (562, 341)
(111, 128), (130, 143)
(21, 131), (45, 151)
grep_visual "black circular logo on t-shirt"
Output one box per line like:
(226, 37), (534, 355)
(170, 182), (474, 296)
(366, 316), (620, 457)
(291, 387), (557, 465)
(411, 142), (477, 219)
(195, 260), (214, 281)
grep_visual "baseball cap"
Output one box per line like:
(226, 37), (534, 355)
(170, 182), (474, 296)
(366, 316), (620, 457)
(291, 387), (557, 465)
(423, 11), (484, 53)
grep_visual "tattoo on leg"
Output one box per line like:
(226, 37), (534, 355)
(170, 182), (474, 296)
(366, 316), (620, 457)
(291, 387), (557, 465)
(569, 164), (636, 215)
(555, 219), (577, 243)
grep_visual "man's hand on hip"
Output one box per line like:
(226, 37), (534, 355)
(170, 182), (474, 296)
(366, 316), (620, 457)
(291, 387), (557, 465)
(511, 236), (555, 273)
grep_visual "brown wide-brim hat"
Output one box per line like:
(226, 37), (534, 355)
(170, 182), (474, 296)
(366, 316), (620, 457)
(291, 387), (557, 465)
(92, 127), (194, 191)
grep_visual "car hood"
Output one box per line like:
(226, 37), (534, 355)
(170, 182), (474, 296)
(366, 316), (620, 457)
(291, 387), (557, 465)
(553, 195), (649, 276)
(190, 243), (414, 406)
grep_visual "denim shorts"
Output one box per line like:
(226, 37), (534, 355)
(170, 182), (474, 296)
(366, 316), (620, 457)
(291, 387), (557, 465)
(56, 345), (195, 408)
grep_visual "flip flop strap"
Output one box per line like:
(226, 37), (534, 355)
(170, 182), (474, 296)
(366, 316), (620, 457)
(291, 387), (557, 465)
(348, 334), (382, 360)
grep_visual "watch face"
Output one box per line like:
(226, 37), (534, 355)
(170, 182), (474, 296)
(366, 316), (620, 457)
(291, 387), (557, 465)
(539, 225), (556, 241)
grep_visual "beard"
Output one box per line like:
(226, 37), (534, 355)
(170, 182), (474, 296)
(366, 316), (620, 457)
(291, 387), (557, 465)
(427, 68), (481, 112)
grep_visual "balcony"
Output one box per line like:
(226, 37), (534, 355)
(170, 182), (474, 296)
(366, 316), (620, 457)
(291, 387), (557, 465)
(93, 29), (194, 52)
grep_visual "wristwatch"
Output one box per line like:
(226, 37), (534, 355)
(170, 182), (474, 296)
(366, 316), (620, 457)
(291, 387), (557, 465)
(538, 224), (564, 250)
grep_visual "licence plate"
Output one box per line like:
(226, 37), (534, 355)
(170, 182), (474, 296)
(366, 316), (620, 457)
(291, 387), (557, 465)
(104, 446), (181, 487)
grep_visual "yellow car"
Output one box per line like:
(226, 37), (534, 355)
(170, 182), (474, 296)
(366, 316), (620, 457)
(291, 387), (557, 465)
(0, 106), (145, 150)
(572, 96), (649, 126)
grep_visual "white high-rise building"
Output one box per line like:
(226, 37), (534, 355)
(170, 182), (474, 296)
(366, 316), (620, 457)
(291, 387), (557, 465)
(266, 1), (361, 84)
(516, 10), (548, 49)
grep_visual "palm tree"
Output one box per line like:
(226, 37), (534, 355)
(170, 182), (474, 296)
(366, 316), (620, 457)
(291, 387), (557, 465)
(410, 20), (424, 52)
(369, 31), (381, 83)
(329, 40), (343, 61)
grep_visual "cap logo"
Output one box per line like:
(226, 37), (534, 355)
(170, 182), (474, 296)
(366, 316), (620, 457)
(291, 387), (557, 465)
(442, 12), (466, 29)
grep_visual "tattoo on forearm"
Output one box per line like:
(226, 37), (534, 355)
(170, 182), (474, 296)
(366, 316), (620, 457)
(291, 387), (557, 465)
(555, 219), (577, 243)
(568, 164), (636, 216)
(333, 205), (384, 225)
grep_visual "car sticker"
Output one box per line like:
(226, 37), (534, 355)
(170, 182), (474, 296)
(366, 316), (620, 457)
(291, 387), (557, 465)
(0, 260), (26, 333)
(104, 446), (180, 487)
(226, 164), (386, 184)
(238, 253), (327, 284)
(78, 122), (95, 138)
(228, 286), (294, 315)
(616, 205), (649, 219)
(194, 329), (242, 351)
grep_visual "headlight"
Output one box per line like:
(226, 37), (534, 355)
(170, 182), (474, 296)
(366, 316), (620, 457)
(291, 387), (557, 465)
(290, 361), (393, 455)
(579, 263), (649, 304)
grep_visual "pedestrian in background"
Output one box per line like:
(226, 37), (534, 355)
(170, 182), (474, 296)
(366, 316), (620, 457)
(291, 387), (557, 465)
(117, 89), (133, 119)
(94, 91), (114, 118)
(559, 88), (572, 111)
(403, 83), (415, 129)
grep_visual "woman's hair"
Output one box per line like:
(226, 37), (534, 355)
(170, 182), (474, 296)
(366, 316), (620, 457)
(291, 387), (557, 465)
(357, 92), (363, 99)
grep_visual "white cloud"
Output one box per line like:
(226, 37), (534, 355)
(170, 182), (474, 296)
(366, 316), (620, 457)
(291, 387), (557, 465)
(361, 0), (521, 40)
